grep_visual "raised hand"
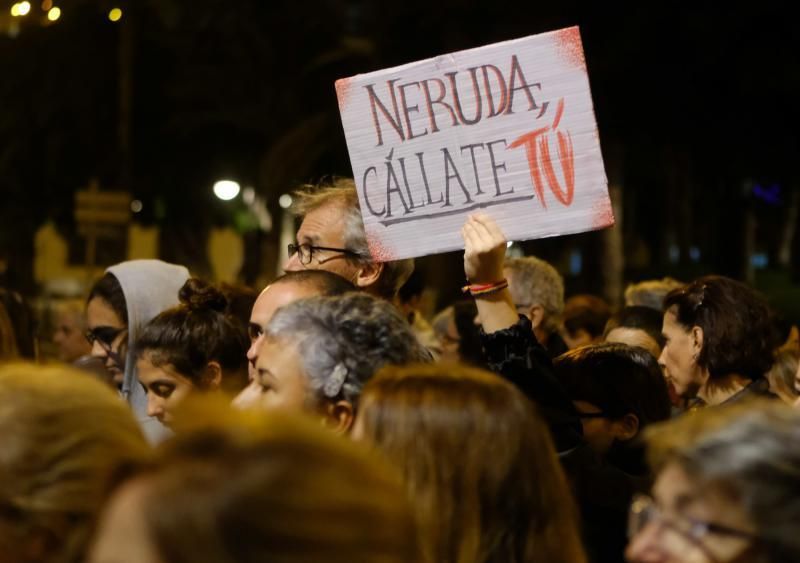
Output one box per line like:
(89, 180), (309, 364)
(461, 212), (508, 284)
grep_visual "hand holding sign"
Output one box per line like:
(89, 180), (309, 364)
(336, 26), (613, 262)
(462, 213), (507, 284)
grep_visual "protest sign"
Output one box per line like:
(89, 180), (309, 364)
(336, 26), (613, 261)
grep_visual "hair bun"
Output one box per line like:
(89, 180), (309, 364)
(179, 278), (228, 313)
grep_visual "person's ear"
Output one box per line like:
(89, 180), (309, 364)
(690, 326), (704, 361)
(201, 361), (223, 390)
(613, 413), (640, 442)
(355, 261), (383, 290)
(527, 305), (545, 328)
(321, 400), (355, 435)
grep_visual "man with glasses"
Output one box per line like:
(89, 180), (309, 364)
(284, 178), (414, 301)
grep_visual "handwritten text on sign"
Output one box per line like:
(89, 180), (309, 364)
(336, 27), (613, 261)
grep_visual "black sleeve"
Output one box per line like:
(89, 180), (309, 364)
(480, 315), (583, 453)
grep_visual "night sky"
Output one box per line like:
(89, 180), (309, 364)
(1, 1), (797, 309)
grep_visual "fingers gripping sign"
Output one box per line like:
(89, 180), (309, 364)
(462, 213), (508, 284)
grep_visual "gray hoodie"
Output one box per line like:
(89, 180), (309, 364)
(106, 259), (190, 443)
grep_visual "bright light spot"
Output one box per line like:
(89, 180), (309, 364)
(47, 6), (60, 21)
(108, 7), (122, 22)
(131, 200), (143, 213)
(506, 241), (514, 248)
(41, 0), (52, 10)
(278, 194), (293, 209)
(17, 1), (30, 15)
(213, 180), (240, 201)
(10, 3), (21, 16)
(242, 187), (255, 205)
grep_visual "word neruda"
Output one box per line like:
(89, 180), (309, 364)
(364, 54), (550, 146)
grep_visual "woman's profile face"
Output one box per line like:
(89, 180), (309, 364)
(626, 462), (757, 563)
(137, 357), (196, 428)
(86, 297), (128, 387)
(658, 310), (705, 400)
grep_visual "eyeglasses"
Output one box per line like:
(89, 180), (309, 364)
(85, 326), (126, 350)
(287, 243), (363, 266)
(628, 494), (758, 545)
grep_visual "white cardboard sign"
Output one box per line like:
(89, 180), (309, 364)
(336, 26), (613, 261)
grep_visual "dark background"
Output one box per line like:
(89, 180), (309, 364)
(1, 1), (798, 315)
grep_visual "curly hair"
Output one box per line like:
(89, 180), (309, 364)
(264, 292), (431, 407)
(663, 275), (779, 381)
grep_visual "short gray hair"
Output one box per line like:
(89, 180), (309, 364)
(646, 402), (800, 562)
(624, 278), (684, 311)
(292, 178), (414, 298)
(264, 292), (430, 407)
(504, 256), (564, 333)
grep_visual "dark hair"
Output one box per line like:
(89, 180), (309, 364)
(663, 275), (779, 381)
(604, 306), (666, 349)
(272, 269), (356, 296)
(453, 299), (486, 368)
(0, 289), (37, 359)
(135, 278), (249, 394)
(563, 295), (612, 339)
(397, 269), (425, 305)
(88, 273), (128, 326)
(554, 343), (672, 428)
(218, 283), (258, 331)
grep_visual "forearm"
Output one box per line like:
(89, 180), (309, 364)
(473, 287), (519, 333)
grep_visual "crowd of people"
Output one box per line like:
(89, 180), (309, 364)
(1, 177), (799, 563)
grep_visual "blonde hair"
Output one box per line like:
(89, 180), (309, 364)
(359, 363), (586, 563)
(292, 178), (414, 298)
(111, 397), (421, 563)
(0, 362), (150, 563)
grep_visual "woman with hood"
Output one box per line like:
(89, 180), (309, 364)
(85, 259), (189, 443)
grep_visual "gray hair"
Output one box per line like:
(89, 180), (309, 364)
(503, 256), (564, 333)
(647, 403), (800, 562)
(292, 178), (414, 298)
(264, 292), (431, 407)
(624, 277), (684, 311)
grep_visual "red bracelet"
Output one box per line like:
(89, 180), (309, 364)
(461, 279), (508, 296)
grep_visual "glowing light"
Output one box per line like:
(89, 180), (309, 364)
(17, 1), (31, 15)
(131, 200), (143, 213)
(242, 187), (255, 205)
(47, 6), (60, 21)
(108, 7), (122, 22)
(213, 180), (240, 201)
(278, 194), (293, 209)
(506, 241), (514, 248)
(10, 4), (21, 16)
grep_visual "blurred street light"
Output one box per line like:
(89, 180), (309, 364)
(278, 194), (293, 209)
(108, 7), (122, 22)
(213, 180), (240, 201)
(17, 1), (30, 15)
(47, 6), (60, 21)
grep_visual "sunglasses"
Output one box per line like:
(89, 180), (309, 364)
(85, 326), (126, 349)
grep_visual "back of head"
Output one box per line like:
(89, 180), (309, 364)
(358, 363), (586, 563)
(94, 400), (419, 563)
(563, 294), (612, 341)
(265, 292), (431, 408)
(604, 306), (666, 350)
(504, 256), (564, 333)
(663, 275), (779, 381)
(624, 277), (684, 311)
(135, 278), (249, 394)
(292, 178), (414, 299)
(644, 401), (800, 562)
(0, 363), (150, 563)
(554, 343), (672, 429)
(272, 269), (357, 297)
